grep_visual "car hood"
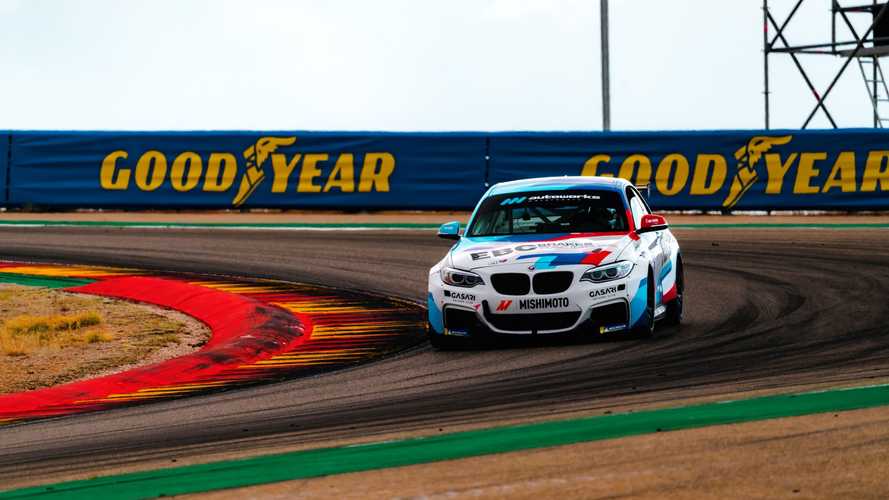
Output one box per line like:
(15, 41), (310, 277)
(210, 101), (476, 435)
(449, 232), (636, 271)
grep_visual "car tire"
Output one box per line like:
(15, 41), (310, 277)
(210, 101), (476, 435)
(631, 268), (656, 338)
(663, 256), (684, 327)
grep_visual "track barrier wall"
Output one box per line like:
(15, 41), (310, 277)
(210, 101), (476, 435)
(489, 129), (889, 210)
(0, 133), (8, 206)
(5, 129), (889, 210)
(9, 132), (487, 209)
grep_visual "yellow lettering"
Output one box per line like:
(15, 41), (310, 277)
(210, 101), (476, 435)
(793, 152), (826, 194)
(170, 152), (202, 192)
(689, 154), (727, 195)
(134, 151), (167, 192)
(359, 152), (395, 192)
(203, 153), (236, 192)
(655, 154), (689, 196)
(581, 155), (613, 177)
(323, 154), (355, 192)
(100, 150), (130, 190)
(298, 154), (327, 193)
(617, 155), (652, 185)
(270, 153), (301, 193)
(821, 152), (857, 193)
(763, 152), (798, 194)
(862, 150), (889, 191)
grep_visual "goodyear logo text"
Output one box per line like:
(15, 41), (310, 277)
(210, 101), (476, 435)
(581, 135), (889, 207)
(99, 136), (396, 206)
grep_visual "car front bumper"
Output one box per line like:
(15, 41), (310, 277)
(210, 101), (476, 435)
(428, 263), (645, 337)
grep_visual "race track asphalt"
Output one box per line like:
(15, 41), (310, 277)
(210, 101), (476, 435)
(0, 226), (887, 487)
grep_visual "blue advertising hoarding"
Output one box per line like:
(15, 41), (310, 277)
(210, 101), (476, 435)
(5, 129), (889, 210)
(9, 131), (487, 209)
(489, 129), (889, 210)
(0, 133), (7, 205)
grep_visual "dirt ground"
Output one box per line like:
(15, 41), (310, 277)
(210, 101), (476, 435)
(0, 284), (209, 393)
(191, 405), (889, 500)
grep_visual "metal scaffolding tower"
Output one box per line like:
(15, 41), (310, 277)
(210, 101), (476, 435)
(763, 0), (889, 128)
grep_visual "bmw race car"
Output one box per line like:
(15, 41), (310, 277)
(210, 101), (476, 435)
(427, 176), (683, 348)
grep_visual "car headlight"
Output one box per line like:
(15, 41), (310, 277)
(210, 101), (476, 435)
(440, 267), (484, 287)
(581, 261), (634, 283)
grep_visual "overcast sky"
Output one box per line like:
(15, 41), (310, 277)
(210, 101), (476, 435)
(0, 0), (882, 131)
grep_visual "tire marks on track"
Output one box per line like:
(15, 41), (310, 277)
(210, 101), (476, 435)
(0, 227), (887, 487)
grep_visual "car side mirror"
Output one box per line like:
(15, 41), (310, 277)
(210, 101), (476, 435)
(437, 221), (462, 240)
(638, 214), (668, 234)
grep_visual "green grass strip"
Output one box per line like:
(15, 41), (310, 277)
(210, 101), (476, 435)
(0, 273), (94, 289)
(0, 220), (887, 230)
(3, 383), (888, 499)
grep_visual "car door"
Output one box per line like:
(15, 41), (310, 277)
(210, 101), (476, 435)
(626, 186), (665, 310)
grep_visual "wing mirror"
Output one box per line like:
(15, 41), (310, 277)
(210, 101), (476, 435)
(437, 221), (462, 240)
(637, 214), (669, 233)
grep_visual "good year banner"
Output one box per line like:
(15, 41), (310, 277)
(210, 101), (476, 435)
(9, 131), (487, 209)
(6, 129), (889, 210)
(0, 133), (7, 204)
(489, 130), (889, 210)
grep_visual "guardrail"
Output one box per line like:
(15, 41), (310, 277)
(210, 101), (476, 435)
(2, 129), (888, 210)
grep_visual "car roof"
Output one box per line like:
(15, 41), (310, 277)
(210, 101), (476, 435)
(487, 176), (631, 196)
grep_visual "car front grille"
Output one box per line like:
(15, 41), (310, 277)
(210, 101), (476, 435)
(482, 302), (581, 332)
(491, 273), (531, 295)
(532, 271), (574, 294)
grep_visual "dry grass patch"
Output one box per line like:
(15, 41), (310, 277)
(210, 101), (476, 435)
(0, 284), (210, 393)
(1, 311), (109, 356)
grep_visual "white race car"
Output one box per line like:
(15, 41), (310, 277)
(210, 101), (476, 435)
(427, 176), (683, 348)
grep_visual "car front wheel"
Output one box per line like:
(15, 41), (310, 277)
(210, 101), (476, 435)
(631, 268), (656, 338)
(663, 256), (684, 327)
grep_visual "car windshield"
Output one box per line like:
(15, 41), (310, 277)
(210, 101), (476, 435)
(467, 190), (629, 237)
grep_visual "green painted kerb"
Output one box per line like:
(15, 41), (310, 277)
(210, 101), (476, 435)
(0, 273), (94, 289)
(3, 383), (888, 500)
